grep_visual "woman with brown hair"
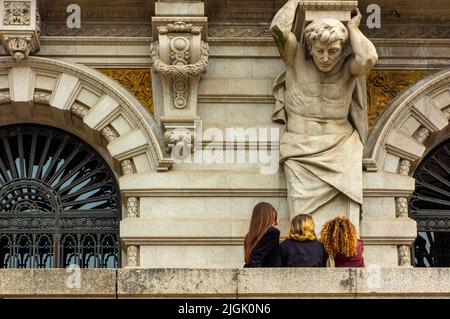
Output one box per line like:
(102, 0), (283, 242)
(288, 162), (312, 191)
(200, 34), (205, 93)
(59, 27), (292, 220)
(320, 215), (365, 267)
(244, 202), (281, 267)
(280, 214), (328, 267)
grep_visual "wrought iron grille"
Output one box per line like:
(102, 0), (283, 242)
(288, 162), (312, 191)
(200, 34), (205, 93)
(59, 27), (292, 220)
(0, 124), (121, 268)
(410, 139), (450, 232)
(410, 138), (450, 267)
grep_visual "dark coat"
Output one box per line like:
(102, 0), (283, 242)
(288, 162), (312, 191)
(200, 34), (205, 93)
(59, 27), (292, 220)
(334, 239), (365, 267)
(244, 227), (281, 268)
(280, 239), (328, 267)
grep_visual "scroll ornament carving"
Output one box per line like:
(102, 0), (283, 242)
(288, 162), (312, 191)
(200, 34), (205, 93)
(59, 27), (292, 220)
(150, 41), (209, 81)
(158, 22), (202, 35)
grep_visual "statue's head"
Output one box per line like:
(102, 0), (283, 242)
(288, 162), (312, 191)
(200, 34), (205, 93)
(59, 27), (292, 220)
(304, 19), (348, 73)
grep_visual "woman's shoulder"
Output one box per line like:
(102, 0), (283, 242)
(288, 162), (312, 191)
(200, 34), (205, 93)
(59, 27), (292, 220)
(266, 227), (280, 236)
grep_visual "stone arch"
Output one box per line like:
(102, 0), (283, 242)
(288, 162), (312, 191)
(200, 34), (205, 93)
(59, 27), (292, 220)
(0, 56), (172, 175)
(363, 69), (450, 266)
(366, 69), (450, 174)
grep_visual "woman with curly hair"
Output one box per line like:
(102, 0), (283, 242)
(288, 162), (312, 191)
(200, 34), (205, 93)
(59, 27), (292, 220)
(280, 214), (328, 267)
(320, 215), (365, 267)
(243, 202), (281, 268)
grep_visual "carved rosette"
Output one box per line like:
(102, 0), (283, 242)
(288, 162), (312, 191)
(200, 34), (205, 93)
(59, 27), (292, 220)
(0, 0), (40, 60)
(126, 245), (139, 267)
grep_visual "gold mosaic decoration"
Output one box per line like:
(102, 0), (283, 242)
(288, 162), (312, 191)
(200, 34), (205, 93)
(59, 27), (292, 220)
(366, 70), (432, 130)
(98, 69), (154, 114)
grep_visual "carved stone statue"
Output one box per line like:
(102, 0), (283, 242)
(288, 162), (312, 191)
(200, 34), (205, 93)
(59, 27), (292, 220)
(271, 0), (378, 226)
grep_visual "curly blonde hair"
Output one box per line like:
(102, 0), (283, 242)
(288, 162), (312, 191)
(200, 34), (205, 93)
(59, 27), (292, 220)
(320, 215), (358, 257)
(286, 214), (316, 241)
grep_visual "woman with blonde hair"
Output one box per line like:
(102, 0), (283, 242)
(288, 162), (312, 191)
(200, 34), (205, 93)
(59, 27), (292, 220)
(320, 215), (365, 267)
(280, 214), (327, 267)
(244, 202), (281, 267)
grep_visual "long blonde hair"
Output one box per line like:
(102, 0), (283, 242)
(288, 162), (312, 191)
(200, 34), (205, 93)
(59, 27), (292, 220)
(244, 202), (278, 264)
(320, 215), (358, 257)
(286, 214), (316, 241)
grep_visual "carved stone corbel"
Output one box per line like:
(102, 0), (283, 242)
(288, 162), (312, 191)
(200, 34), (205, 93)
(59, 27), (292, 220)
(0, 0), (40, 60)
(151, 14), (208, 156)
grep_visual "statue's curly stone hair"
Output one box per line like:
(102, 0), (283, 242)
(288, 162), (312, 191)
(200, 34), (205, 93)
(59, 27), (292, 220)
(304, 19), (348, 51)
(320, 214), (358, 257)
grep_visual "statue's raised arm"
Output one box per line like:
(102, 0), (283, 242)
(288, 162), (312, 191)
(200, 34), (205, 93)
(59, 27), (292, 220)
(270, 0), (301, 65)
(347, 9), (378, 75)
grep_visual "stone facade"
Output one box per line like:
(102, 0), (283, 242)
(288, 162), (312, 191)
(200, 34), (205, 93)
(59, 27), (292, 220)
(0, 0), (449, 297)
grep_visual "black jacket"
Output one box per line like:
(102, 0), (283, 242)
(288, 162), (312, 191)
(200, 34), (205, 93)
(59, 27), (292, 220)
(280, 239), (327, 267)
(244, 227), (281, 268)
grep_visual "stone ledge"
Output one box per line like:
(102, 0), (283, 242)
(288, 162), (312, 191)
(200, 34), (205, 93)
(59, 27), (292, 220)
(1, 268), (450, 298)
(0, 269), (117, 298)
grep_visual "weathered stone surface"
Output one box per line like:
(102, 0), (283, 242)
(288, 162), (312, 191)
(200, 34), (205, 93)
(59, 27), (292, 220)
(238, 268), (356, 298)
(1, 268), (450, 298)
(117, 268), (238, 298)
(355, 268), (450, 297)
(0, 269), (116, 298)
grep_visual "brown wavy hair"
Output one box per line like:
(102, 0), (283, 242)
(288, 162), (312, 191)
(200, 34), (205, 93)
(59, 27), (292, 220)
(286, 214), (316, 241)
(244, 202), (278, 264)
(320, 215), (358, 257)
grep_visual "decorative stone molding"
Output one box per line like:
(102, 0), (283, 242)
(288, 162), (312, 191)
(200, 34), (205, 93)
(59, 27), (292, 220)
(395, 197), (409, 218)
(121, 159), (135, 176)
(126, 197), (139, 218)
(126, 245), (139, 268)
(163, 127), (193, 155)
(398, 159), (412, 176)
(0, 0), (40, 60)
(0, 91), (11, 104)
(151, 3), (208, 156)
(398, 245), (411, 267)
(70, 103), (89, 119)
(101, 125), (119, 143)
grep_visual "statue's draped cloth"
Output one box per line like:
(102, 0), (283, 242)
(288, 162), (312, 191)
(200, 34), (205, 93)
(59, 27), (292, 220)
(273, 65), (368, 214)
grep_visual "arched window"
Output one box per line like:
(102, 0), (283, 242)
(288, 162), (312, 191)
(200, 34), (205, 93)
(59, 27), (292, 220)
(0, 124), (121, 268)
(410, 139), (450, 267)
